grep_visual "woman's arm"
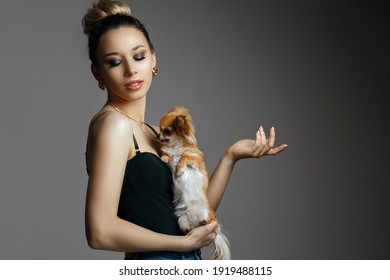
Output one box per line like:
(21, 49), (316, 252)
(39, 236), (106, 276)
(85, 112), (216, 253)
(208, 126), (288, 210)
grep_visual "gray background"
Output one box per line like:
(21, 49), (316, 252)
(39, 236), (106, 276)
(0, 0), (389, 259)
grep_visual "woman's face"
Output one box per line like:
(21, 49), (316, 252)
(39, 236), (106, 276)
(93, 26), (156, 102)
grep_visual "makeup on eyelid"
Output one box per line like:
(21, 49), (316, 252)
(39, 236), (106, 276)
(106, 51), (146, 67)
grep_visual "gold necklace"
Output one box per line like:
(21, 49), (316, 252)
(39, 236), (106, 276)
(108, 102), (146, 134)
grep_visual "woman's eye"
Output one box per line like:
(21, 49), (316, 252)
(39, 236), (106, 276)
(107, 59), (121, 67)
(134, 53), (146, 61)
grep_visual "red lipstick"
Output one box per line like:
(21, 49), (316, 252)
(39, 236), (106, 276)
(125, 80), (143, 91)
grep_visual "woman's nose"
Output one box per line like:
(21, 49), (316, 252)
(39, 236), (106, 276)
(124, 61), (136, 76)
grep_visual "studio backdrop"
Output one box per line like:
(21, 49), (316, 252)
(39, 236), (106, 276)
(0, 0), (389, 259)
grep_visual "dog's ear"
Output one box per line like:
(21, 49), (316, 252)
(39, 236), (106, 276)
(173, 113), (197, 145)
(174, 115), (188, 136)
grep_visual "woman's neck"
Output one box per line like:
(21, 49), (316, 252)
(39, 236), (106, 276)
(106, 96), (146, 123)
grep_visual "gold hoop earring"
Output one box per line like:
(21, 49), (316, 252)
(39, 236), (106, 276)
(152, 66), (158, 76)
(98, 80), (105, 90)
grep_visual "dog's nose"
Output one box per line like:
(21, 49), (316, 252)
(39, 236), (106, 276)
(157, 133), (161, 140)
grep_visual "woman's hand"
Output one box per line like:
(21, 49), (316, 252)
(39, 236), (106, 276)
(227, 126), (288, 162)
(183, 221), (218, 251)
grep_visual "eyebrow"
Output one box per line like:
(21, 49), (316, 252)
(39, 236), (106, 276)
(103, 45), (146, 58)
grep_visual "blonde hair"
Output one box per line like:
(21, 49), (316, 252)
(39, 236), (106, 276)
(81, 0), (154, 65)
(82, 0), (131, 36)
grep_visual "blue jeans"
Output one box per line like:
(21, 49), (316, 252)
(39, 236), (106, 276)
(126, 250), (202, 260)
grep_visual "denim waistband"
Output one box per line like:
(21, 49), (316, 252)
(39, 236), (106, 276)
(125, 249), (202, 260)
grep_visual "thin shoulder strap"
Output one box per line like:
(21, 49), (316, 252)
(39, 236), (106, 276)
(133, 134), (141, 154)
(89, 111), (108, 129)
(132, 123), (157, 155)
(145, 123), (158, 136)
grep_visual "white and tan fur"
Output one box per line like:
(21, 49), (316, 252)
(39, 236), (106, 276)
(157, 106), (230, 260)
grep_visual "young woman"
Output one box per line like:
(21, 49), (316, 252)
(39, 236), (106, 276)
(83, 0), (287, 260)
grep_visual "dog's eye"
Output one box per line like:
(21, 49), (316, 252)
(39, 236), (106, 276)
(163, 128), (172, 135)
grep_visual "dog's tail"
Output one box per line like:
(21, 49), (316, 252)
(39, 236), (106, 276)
(213, 227), (231, 260)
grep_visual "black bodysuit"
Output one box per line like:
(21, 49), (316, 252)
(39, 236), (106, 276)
(86, 120), (181, 236)
(117, 125), (181, 236)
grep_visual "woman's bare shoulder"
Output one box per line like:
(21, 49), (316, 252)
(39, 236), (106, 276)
(87, 110), (133, 162)
(86, 109), (134, 171)
(88, 109), (133, 142)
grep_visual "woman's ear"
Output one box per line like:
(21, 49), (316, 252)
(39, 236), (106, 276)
(91, 64), (106, 90)
(91, 64), (102, 82)
(152, 52), (157, 68)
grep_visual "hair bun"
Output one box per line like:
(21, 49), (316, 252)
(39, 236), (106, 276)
(82, 0), (131, 36)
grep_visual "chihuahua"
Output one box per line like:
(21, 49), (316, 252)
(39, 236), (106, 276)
(157, 105), (231, 260)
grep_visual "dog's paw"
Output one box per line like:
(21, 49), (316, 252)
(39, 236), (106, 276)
(175, 164), (185, 177)
(161, 155), (170, 163)
(184, 226), (193, 234)
(178, 216), (192, 233)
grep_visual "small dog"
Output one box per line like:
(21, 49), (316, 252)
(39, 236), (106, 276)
(157, 105), (231, 260)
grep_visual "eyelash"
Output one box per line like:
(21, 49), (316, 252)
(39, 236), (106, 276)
(107, 53), (146, 68)
(108, 60), (121, 67)
(134, 54), (146, 61)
